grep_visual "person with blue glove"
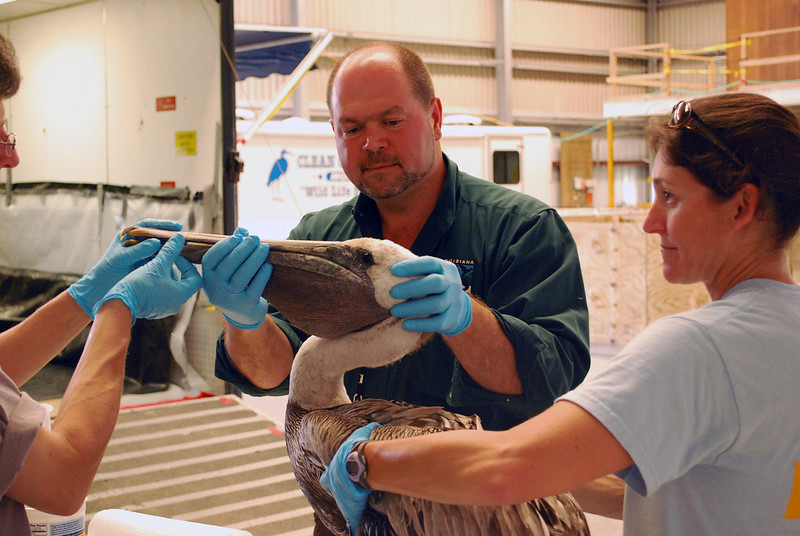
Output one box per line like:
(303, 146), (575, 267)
(0, 32), (205, 531)
(211, 42), (589, 440)
(320, 92), (800, 536)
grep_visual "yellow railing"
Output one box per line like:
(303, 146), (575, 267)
(607, 42), (722, 96)
(607, 26), (800, 95)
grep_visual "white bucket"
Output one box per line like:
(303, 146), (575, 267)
(26, 500), (86, 536)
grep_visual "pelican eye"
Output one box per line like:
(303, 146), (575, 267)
(359, 250), (374, 266)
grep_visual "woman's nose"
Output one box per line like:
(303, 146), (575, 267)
(641, 203), (664, 234)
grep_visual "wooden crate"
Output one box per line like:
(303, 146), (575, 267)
(563, 208), (800, 345)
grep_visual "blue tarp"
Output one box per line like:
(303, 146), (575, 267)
(235, 28), (315, 80)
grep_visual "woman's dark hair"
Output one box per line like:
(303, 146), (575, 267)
(646, 92), (800, 247)
(326, 42), (435, 113)
(0, 33), (20, 100)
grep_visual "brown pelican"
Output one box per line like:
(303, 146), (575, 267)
(284, 237), (590, 536)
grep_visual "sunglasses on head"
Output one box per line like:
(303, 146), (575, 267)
(667, 100), (744, 169)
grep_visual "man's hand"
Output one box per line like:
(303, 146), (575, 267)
(389, 256), (472, 336)
(201, 227), (272, 329)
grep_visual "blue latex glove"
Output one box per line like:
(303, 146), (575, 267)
(320, 423), (382, 536)
(93, 234), (202, 321)
(68, 219), (183, 318)
(201, 227), (272, 329)
(389, 256), (473, 336)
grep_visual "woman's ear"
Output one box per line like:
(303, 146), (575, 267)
(731, 183), (760, 231)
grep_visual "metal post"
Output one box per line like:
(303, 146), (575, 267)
(220, 0), (241, 235)
(495, 0), (513, 124)
(607, 119), (614, 208)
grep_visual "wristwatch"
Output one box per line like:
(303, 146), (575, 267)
(345, 440), (371, 489)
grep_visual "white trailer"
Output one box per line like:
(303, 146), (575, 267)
(236, 119), (554, 239)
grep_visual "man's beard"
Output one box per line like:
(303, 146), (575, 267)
(357, 169), (426, 199)
(357, 152), (433, 199)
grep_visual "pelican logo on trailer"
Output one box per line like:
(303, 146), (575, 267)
(266, 150), (291, 200)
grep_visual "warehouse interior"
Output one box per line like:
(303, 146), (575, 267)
(0, 0), (799, 534)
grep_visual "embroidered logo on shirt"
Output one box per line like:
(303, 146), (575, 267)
(445, 259), (474, 294)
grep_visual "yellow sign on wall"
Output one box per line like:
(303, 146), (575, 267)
(175, 131), (197, 156)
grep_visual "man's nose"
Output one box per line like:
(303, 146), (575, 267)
(361, 124), (387, 151)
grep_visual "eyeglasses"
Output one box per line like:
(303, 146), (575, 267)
(667, 101), (743, 168)
(0, 132), (16, 157)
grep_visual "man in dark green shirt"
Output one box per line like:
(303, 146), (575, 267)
(207, 42), (589, 431)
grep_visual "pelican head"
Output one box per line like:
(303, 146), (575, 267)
(288, 238), (431, 410)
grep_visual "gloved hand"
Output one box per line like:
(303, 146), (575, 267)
(93, 234), (202, 321)
(68, 219), (183, 318)
(201, 227), (272, 329)
(389, 256), (473, 336)
(320, 423), (382, 536)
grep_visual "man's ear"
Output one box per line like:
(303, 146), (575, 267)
(430, 98), (443, 141)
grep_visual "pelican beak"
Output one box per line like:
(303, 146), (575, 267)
(121, 227), (390, 339)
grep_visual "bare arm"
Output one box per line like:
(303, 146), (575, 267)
(569, 475), (625, 519)
(0, 291), (90, 386)
(223, 316), (296, 390)
(365, 400), (632, 506)
(445, 297), (522, 395)
(6, 299), (131, 515)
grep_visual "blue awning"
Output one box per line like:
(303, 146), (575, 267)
(235, 24), (322, 80)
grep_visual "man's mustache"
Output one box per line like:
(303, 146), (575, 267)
(363, 153), (400, 167)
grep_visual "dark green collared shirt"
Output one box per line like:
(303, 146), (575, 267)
(216, 153), (589, 430)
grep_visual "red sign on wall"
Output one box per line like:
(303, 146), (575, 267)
(156, 96), (176, 112)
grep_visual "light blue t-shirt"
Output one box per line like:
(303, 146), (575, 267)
(562, 279), (800, 535)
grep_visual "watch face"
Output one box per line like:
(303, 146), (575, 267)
(345, 451), (363, 481)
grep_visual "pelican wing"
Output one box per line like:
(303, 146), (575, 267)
(289, 399), (590, 536)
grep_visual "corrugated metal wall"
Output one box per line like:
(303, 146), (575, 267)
(232, 0), (653, 128)
(233, 0), (728, 124)
(232, 0), (729, 207)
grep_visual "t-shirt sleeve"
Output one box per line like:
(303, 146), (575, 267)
(559, 316), (739, 496)
(0, 375), (45, 495)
